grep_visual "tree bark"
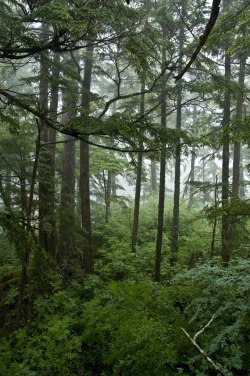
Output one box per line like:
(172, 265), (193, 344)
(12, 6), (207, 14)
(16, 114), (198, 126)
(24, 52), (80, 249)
(150, 160), (157, 194)
(221, 2), (231, 266)
(189, 105), (197, 206)
(175, 0), (222, 81)
(131, 83), (145, 254)
(80, 45), (94, 275)
(59, 55), (78, 273)
(232, 53), (246, 198)
(170, 8), (185, 264)
(182, 313), (228, 376)
(38, 33), (50, 253)
(38, 29), (59, 258)
(170, 85), (182, 264)
(47, 51), (60, 257)
(155, 27), (167, 281)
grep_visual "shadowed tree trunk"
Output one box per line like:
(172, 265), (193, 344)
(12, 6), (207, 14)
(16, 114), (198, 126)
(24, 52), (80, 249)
(80, 45), (94, 275)
(232, 53), (246, 198)
(189, 105), (197, 205)
(59, 55), (78, 273)
(239, 147), (245, 198)
(131, 83), (145, 254)
(170, 4), (185, 264)
(221, 0), (231, 266)
(170, 83), (182, 264)
(38, 26), (50, 253)
(47, 51), (60, 257)
(155, 25), (167, 282)
(230, 52), (246, 247)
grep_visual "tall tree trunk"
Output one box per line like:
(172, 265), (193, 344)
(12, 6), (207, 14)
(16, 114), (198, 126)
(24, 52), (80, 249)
(155, 28), (167, 282)
(131, 83), (145, 254)
(232, 53), (246, 198)
(80, 45), (94, 275)
(230, 52), (246, 246)
(59, 57), (78, 272)
(221, 7), (231, 266)
(170, 2), (185, 265)
(47, 51), (60, 257)
(189, 105), (197, 205)
(16, 126), (41, 328)
(38, 31), (50, 253)
(170, 84), (182, 264)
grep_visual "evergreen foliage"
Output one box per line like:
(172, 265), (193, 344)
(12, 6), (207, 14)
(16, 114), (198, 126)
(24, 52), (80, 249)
(0, 0), (249, 374)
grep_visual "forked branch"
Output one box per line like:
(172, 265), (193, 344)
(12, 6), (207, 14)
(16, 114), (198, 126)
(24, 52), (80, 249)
(182, 313), (228, 376)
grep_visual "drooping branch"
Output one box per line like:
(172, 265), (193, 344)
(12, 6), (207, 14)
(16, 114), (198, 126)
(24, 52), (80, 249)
(182, 313), (228, 376)
(0, 87), (195, 153)
(175, 0), (222, 81)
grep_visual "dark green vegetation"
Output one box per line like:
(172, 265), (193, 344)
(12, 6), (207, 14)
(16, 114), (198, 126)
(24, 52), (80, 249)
(0, 0), (249, 375)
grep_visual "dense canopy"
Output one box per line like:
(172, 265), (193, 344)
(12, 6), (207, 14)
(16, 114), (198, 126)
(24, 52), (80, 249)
(0, 0), (249, 375)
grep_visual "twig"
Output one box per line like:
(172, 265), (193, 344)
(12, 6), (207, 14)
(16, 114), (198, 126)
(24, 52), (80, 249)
(182, 313), (228, 376)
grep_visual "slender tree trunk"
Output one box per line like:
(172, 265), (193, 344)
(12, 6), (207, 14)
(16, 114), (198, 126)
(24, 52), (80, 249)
(131, 83), (145, 254)
(170, 85), (182, 264)
(221, 26), (231, 266)
(80, 45), (94, 275)
(202, 150), (206, 204)
(60, 134), (76, 258)
(47, 51), (60, 257)
(111, 171), (117, 196)
(150, 160), (157, 194)
(239, 145), (245, 198)
(211, 175), (218, 258)
(38, 42), (50, 253)
(105, 170), (112, 222)
(0, 171), (11, 207)
(232, 53), (246, 198)
(105, 137), (115, 222)
(16, 126), (41, 328)
(170, 2), (185, 265)
(189, 105), (197, 205)
(155, 29), (167, 281)
(229, 52), (246, 246)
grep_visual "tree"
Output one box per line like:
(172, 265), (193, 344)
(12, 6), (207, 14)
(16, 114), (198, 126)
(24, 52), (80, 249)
(131, 83), (144, 254)
(221, 0), (231, 266)
(155, 21), (168, 282)
(170, 1), (186, 265)
(59, 54), (79, 275)
(80, 45), (95, 275)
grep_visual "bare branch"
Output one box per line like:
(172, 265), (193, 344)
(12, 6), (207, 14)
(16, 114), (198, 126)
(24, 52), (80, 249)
(175, 0), (222, 81)
(182, 313), (228, 376)
(193, 312), (217, 341)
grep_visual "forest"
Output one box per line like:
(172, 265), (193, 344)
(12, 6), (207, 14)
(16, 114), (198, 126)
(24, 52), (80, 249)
(0, 0), (249, 375)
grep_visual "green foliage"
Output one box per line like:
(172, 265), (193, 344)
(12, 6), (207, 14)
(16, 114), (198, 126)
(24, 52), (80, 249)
(0, 229), (19, 272)
(207, 1), (250, 55)
(1, 259), (249, 375)
(171, 258), (250, 375)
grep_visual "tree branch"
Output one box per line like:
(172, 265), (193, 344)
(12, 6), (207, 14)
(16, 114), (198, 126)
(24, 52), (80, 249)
(175, 0), (222, 81)
(182, 313), (228, 376)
